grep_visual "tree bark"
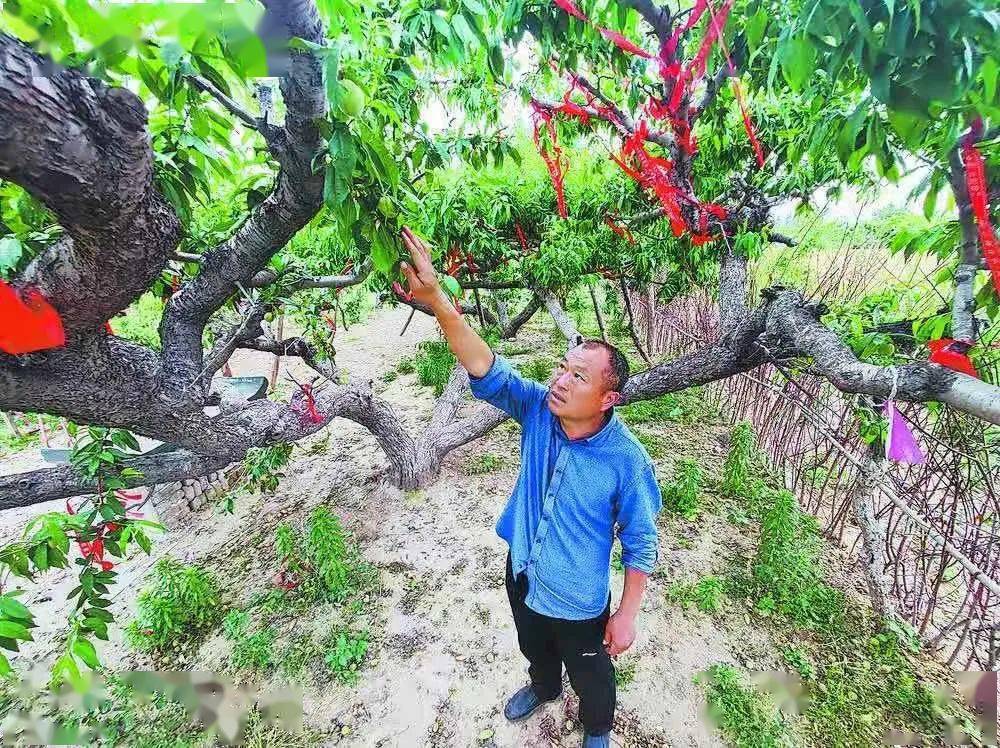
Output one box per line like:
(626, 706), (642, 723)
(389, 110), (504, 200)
(851, 450), (895, 619)
(590, 285), (608, 342)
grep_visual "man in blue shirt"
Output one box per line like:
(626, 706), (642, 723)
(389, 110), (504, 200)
(400, 227), (661, 748)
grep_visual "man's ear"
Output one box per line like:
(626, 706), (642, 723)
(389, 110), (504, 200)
(601, 391), (621, 412)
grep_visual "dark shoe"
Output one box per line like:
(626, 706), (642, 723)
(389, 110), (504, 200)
(503, 684), (559, 721)
(582, 733), (610, 748)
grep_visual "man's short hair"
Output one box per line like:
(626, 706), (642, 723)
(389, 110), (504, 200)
(580, 339), (629, 393)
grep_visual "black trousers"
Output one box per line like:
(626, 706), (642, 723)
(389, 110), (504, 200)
(505, 553), (615, 736)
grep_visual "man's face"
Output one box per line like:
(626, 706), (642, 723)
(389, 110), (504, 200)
(546, 345), (619, 420)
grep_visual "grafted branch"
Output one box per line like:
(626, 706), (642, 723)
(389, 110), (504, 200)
(159, 0), (328, 401)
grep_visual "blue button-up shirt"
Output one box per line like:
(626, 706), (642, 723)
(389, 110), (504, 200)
(469, 354), (661, 620)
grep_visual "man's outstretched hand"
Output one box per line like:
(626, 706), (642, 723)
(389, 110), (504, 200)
(400, 227), (447, 310)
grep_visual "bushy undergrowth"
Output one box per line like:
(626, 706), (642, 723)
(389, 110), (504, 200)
(667, 575), (726, 613)
(662, 458), (702, 519)
(125, 559), (222, 654)
(700, 664), (796, 748)
(221, 507), (379, 685)
(708, 422), (973, 745)
(619, 388), (716, 425)
(413, 340), (455, 395)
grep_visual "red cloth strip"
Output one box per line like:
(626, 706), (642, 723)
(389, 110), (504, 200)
(0, 281), (65, 355)
(961, 121), (1000, 296)
(599, 28), (654, 59)
(553, 0), (588, 22)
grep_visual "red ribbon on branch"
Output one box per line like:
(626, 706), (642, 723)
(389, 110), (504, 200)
(531, 101), (569, 219)
(514, 222), (531, 255)
(0, 281), (65, 355)
(603, 214), (636, 244)
(928, 338), (979, 378)
(960, 119), (1000, 296)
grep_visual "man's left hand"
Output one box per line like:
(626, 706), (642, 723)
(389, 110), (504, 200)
(603, 611), (636, 657)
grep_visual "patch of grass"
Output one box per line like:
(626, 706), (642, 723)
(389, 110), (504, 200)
(229, 625), (278, 672)
(661, 459), (701, 519)
(498, 343), (532, 357)
(634, 430), (665, 459)
(414, 340), (455, 395)
(699, 664), (796, 747)
(279, 633), (320, 680)
(615, 658), (637, 689)
(125, 558), (223, 655)
(0, 412), (65, 453)
(749, 487), (845, 628)
(619, 389), (716, 425)
(667, 575), (726, 614)
(519, 357), (553, 382)
(780, 646), (814, 680)
(611, 542), (623, 573)
(462, 452), (505, 474)
(381, 370), (398, 383)
(721, 422), (758, 499)
(324, 627), (370, 685)
(396, 356), (415, 375)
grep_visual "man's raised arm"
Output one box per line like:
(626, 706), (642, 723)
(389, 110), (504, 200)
(400, 227), (494, 377)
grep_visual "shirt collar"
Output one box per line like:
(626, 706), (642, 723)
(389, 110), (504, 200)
(554, 409), (619, 446)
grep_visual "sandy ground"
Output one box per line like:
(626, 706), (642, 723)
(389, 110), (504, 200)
(1, 305), (791, 747)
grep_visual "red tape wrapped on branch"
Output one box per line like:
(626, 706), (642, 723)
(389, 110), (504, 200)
(514, 223), (531, 255)
(961, 119), (1000, 296)
(0, 281), (65, 355)
(928, 338), (979, 378)
(531, 101), (569, 219)
(604, 214), (636, 244)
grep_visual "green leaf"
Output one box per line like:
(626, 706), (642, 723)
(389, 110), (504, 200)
(72, 637), (100, 669)
(0, 621), (31, 641)
(371, 231), (398, 276)
(745, 9), (768, 51)
(441, 275), (462, 299)
(431, 12), (452, 42)
(981, 57), (998, 103)
(0, 596), (31, 622)
(323, 42), (342, 111)
(451, 13), (479, 49)
(0, 652), (10, 677)
(0, 236), (23, 274)
(781, 36), (816, 92)
(464, 0), (487, 15)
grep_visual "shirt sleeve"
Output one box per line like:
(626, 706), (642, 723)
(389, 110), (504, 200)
(616, 461), (661, 574)
(468, 353), (547, 424)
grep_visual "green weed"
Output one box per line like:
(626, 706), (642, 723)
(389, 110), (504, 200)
(462, 452), (506, 474)
(751, 488), (844, 628)
(237, 443), (293, 494)
(662, 459), (702, 519)
(619, 389), (715, 425)
(279, 633), (319, 679)
(780, 647), (814, 680)
(667, 576), (726, 614)
(229, 626), (278, 672)
(615, 659), (637, 688)
(634, 430), (665, 459)
(125, 558), (222, 654)
(324, 627), (369, 685)
(414, 341), (455, 396)
(721, 422), (758, 499)
(520, 357), (553, 382)
(396, 356), (415, 375)
(381, 370), (398, 383)
(275, 506), (365, 604)
(699, 664), (796, 747)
